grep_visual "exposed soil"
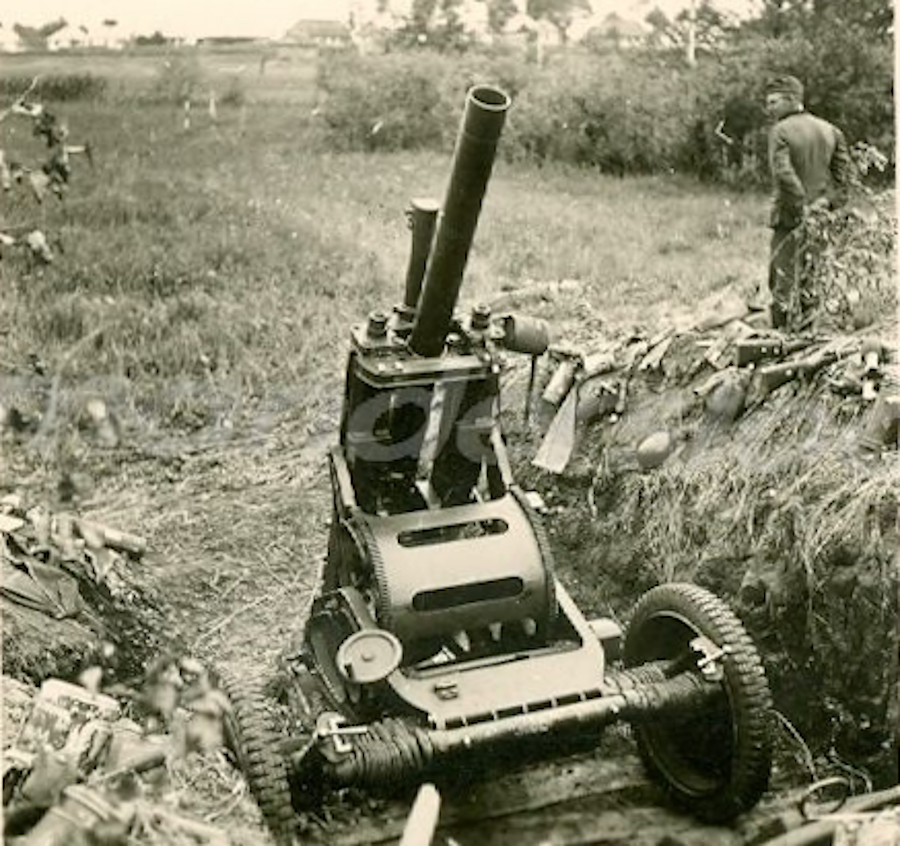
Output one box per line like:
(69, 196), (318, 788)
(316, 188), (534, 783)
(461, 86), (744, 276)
(2, 307), (896, 845)
(504, 355), (897, 791)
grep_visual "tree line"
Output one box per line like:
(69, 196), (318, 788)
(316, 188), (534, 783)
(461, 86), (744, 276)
(317, 0), (893, 183)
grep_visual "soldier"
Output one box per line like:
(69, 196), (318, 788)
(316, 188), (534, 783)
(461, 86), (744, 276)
(765, 75), (851, 329)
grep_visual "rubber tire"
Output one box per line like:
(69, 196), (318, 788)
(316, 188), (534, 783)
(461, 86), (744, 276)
(623, 583), (773, 822)
(218, 669), (296, 845)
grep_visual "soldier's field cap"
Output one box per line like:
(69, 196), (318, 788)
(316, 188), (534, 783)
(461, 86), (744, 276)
(766, 75), (804, 101)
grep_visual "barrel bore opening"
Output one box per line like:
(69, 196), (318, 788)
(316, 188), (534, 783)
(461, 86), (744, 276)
(469, 86), (511, 111)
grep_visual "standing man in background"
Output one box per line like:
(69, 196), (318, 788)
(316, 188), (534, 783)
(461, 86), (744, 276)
(765, 75), (850, 330)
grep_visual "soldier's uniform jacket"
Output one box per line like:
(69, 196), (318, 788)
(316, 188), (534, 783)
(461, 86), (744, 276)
(768, 109), (851, 230)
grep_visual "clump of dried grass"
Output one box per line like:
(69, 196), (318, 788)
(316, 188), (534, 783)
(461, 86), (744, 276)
(580, 369), (897, 779)
(805, 192), (897, 334)
(605, 377), (896, 591)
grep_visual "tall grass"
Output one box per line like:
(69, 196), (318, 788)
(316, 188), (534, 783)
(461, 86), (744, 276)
(0, 45), (320, 105)
(1, 93), (772, 443)
(0, 49), (783, 451)
(0, 73), (108, 101)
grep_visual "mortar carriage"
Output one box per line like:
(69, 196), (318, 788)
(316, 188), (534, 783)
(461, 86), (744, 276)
(218, 85), (774, 845)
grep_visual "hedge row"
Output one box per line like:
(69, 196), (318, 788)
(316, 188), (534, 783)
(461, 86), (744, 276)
(314, 49), (535, 152)
(0, 74), (108, 102)
(314, 36), (894, 184)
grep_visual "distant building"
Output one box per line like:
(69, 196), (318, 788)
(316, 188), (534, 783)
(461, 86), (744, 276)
(284, 19), (352, 47)
(43, 20), (129, 50)
(0, 23), (23, 52)
(47, 23), (93, 50)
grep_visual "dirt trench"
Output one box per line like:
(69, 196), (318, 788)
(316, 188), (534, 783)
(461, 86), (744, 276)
(1, 381), (886, 845)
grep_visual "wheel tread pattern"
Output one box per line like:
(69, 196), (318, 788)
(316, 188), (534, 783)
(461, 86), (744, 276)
(218, 669), (296, 845)
(624, 582), (773, 822)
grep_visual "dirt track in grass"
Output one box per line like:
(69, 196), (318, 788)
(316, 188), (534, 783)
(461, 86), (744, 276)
(2, 356), (836, 846)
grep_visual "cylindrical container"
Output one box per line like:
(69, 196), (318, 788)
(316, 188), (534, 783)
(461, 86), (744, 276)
(705, 373), (746, 424)
(410, 86), (511, 357)
(502, 314), (549, 355)
(576, 389), (617, 424)
(403, 197), (441, 311)
(542, 358), (577, 407)
(470, 303), (492, 330)
(20, 785), (119, 846)
(859, 395), (900, 452)
(860, 337), (883, 371)
(576, 392), (603, 424)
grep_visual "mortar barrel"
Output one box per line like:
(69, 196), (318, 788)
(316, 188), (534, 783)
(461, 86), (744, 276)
(409, 85), (510, 357)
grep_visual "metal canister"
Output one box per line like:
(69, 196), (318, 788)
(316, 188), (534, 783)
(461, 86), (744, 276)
(501, 315), (549, 356)
(470, 303), (492, 331)
(576, 385), (617, 424)
(705, 372), (747, 424)
(20, 784), (123, 846)
(542, 358), (578, 407)
(859, 395), (900, 452)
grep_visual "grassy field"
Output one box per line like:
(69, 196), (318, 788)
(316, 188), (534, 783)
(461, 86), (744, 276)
(0, 47), (772, 451)
(0, 44), (320, 103)
(1, 48), (897, 841)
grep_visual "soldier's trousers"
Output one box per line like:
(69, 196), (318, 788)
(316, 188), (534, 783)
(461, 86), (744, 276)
(768, 224), (810, 330)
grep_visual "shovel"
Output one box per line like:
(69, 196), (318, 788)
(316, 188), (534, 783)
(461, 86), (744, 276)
(533, 382), (579, 474)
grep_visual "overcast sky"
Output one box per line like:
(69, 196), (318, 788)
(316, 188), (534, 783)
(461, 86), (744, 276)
(1, 0), (760, 39)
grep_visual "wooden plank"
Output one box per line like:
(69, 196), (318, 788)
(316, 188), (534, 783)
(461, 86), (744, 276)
(442, 803), (745, 846)
(308, 744), (808, 846)
(316, 747), (657, 846)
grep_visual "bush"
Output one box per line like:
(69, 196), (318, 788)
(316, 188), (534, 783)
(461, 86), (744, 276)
(682, 33), (895, 186)
(0, 74), (108, 102)
(315, 48), (711, 173)
(316, 52), (444, 151)
(315, 49), (535, 152)
(805, 192), (897, 332)
(314, 32), (894, 184)
(503, 51), (696, 173)
(149, 54), (207, 104)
